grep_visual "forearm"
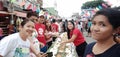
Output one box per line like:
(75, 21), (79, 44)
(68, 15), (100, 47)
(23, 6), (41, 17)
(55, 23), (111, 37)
(36, 53), (42, 57)
(30, 43), (40, 56)
(64, 38), (74, 43)
(64, 34), (76, 43)
(0, 55), (3, 57)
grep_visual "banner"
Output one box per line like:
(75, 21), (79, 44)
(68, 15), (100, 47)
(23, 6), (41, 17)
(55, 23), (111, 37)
(10, 0), (16, 3)
(33, 5), (37, 12)
(27, 4), (32, 9)
(20, 0), (25, 6)
(102, 3), (108, 8)
(20, 2), (25, 6)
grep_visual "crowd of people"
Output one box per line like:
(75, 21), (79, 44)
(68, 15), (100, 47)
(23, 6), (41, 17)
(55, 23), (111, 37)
(0, 8), (120, 57)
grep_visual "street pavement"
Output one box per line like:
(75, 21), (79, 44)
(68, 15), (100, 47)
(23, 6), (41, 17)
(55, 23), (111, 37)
(82, 32), (96, 44)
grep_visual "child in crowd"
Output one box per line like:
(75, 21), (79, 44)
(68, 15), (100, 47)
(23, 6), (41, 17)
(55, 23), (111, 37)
(0, 19), (47, 57)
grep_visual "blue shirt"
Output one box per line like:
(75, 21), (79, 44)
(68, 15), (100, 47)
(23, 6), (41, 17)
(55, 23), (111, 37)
(88, 22), (92, 28)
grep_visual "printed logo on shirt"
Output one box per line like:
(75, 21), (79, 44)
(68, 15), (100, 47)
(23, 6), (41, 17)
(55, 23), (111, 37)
(13, 47), (30, 57)
(52, 26), (57, 32)
(38, 28), (43, 35)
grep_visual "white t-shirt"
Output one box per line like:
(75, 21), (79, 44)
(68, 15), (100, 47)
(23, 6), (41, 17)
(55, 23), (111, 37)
(0, 33), (30, 57)
(32, 30), (40, 51)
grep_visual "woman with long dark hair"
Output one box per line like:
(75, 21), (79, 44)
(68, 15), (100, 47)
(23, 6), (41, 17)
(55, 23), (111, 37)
(61, 20), (87, 57)
(44, 20), (52, 48)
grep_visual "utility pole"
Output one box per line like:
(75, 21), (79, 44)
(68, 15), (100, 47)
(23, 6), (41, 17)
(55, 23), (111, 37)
(8, 0), (14, 24)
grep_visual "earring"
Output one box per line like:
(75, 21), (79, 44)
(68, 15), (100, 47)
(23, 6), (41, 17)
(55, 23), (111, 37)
(116, 33), (120, 38)
(112, 33), (116, 36)
(113, 33), (120, 38)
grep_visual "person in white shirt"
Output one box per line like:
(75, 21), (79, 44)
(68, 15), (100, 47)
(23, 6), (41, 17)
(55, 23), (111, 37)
(0, 19), (46, 57)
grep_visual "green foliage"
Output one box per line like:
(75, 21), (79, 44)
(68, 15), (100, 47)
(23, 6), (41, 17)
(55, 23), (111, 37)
(81, 0), (105, 9)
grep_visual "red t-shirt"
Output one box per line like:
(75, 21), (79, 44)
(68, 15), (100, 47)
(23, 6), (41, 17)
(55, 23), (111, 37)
(70, 28), (85, 46)
(35, 23), (46, 45)
(51, 23), (58, 32)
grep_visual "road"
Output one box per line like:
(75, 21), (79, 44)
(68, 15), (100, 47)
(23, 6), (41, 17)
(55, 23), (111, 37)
(83, 32), (96, 44)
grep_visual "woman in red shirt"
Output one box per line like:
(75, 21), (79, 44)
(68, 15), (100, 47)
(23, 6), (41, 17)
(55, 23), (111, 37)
(44, 20), (52, 48)
(62, 20), (87, 57)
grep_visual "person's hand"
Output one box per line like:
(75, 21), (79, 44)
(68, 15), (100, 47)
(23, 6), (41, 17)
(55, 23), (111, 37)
(41, 53), (48, 57)
(36, 52), (47, 57)
(52, 32), (59, 37)
(41, 53), (47, 57)
(45, 33), (52, 39)
(60, 41), (66, 46)
(39, 42), (45, 48)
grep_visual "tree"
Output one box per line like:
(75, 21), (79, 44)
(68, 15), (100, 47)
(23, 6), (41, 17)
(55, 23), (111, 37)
(81, 0), (109, 9)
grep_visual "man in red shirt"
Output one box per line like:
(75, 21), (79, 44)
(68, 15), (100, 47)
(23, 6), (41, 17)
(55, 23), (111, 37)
(51, 19), (58, 32)
(51, 19), (59, 42)
(35, 15), (47, 53)
(27, 12), (38, 23)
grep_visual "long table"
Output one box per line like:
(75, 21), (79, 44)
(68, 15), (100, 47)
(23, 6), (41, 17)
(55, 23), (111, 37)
(47, 32), (78, 57)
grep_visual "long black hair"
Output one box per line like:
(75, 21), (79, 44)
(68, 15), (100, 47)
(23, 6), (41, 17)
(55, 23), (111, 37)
(67, 20), (75, 39)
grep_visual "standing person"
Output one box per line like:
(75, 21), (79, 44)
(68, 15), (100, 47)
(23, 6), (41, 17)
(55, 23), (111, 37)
(77, 21), (83, 33)
(51, 19), (58, 32)
(0, 28), (3, 40)
(87, 19), (92, 37)
(51, 19), (59, 42)
(0, 19), (46, 57)
(35, 15), (47, 53)
(61, 20), (87, 57)
(58, 19), (63, 33)
(84, 8), (120, 57)
(44, 20), (53, 48)
(7, 23), (15, 35)
(61, 20), (68, 32)
(27, 12), (38, 23)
